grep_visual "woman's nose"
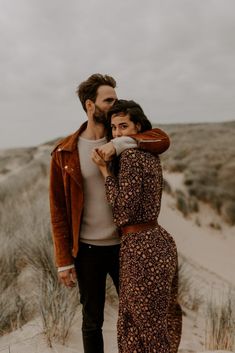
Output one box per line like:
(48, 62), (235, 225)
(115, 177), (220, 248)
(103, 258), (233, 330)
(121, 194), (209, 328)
(114, 129), (122, 137)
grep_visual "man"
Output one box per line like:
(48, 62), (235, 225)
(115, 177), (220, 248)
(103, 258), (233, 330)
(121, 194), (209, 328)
(49, 73), (170, 353)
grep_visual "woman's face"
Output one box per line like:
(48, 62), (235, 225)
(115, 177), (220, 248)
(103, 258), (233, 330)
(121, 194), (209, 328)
(111, 114), (141, 138)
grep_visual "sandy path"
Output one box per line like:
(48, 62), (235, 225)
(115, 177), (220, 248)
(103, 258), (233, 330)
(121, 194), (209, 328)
(0, 302), (118, 353)
(160, 193), (235, 289)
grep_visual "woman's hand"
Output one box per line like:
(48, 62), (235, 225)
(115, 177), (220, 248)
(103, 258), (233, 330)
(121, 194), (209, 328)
(91, 148), (107, 166)
(91, 149), (111, 178)
(96, 142), (116, 161)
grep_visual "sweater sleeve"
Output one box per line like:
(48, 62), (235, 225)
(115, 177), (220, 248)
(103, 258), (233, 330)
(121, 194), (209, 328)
(111, 136), (137, 156)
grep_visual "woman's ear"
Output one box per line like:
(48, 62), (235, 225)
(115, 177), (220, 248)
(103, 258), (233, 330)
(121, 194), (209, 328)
(136, 122), (141, 132)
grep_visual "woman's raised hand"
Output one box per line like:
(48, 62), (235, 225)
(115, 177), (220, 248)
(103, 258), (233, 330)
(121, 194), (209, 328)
(91, 148), (107, 166)
(91, 148), (111, 178)
(96, 142), (116, 161)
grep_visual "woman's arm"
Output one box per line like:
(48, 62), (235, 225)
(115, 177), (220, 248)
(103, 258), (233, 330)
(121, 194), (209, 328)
(104, 149), (144, 227)
(92, 148), (145, 227)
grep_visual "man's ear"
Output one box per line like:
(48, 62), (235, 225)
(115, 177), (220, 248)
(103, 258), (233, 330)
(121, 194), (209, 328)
(85, 99), (95, 113)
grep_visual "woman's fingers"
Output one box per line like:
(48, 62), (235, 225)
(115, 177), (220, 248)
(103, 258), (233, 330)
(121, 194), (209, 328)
(96, 142), (115, 161)
(91, 149), (106, 166)
(91, 149), (98, 163)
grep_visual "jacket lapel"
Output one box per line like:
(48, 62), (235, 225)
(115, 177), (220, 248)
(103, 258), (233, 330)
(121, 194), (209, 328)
(57, 122), (88, 187)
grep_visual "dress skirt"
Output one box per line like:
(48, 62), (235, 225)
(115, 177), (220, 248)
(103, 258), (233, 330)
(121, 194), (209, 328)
(117, 225), (182, 353)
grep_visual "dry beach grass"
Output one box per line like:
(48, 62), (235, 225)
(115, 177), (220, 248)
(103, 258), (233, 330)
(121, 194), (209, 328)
(160, 121), (235, 225)
(0, 145), (80, 345)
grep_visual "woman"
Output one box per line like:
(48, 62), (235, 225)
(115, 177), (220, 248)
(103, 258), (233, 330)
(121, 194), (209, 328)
(92, 100), (182, 353)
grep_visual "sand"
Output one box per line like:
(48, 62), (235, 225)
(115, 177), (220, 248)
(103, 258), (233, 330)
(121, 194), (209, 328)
(161, 172), (235, 288)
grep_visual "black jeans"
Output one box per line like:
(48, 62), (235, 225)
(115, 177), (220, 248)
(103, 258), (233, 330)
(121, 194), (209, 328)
(74, 242), (120, 353)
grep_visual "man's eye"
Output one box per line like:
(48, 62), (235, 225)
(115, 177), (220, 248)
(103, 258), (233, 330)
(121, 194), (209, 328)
(121, 125), (128, 129)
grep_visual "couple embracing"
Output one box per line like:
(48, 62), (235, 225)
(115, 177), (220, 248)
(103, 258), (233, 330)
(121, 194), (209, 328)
(49, 74), (182, 353)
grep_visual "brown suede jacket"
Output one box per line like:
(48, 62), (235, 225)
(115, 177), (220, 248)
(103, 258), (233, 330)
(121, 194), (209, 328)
(49, 122), (170, 267)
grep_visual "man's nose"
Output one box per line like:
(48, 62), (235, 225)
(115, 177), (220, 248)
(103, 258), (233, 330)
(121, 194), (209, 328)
(111, 98), (118, 106)
(109, 99), (117, 106)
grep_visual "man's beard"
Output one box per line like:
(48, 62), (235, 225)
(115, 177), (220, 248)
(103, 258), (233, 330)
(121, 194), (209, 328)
(93, 105), (109, 128)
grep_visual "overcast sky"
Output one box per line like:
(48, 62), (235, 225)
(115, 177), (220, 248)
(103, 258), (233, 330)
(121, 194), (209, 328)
(1, 0), (235, 149)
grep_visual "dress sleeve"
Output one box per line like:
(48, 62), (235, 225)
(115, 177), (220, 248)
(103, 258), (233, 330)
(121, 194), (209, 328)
(105, 149), (143, 227)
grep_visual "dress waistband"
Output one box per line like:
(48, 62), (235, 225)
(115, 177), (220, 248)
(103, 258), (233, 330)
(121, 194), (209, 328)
(120, 221), (158, 236)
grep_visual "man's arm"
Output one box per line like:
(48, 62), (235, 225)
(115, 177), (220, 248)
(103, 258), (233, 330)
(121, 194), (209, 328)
(49, 154), (74, 267)
(50, 154), (77, 287)
(130, 128), (170, 155)
(97, 128), (170, 161)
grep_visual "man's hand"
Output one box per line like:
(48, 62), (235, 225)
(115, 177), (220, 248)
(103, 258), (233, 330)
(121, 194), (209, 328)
(96, 142), (116, 161)
(58, 267), (77, 288)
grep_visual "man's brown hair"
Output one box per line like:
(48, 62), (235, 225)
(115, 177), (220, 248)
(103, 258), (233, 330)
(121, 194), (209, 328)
(76, 73), (116, 112)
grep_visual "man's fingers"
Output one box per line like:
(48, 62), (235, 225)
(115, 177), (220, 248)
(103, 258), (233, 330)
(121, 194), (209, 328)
(66, 280), (77, 288)
(58, 269), (77, 288)
(71, 267), (77, 282)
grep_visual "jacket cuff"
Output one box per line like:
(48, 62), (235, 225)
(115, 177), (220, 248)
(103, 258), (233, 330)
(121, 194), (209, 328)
(58, 264), (75, 272)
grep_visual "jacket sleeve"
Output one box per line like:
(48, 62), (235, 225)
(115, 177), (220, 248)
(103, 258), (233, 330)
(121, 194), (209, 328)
(130, 128), (170, 155)
(49, 154), (74, 267)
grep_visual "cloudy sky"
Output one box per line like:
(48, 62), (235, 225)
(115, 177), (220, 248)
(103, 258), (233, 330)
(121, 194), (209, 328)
(1, 0), (235, 149)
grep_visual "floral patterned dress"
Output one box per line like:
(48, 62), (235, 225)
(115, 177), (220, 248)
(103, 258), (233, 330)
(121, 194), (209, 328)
(105, 149), (182, 353)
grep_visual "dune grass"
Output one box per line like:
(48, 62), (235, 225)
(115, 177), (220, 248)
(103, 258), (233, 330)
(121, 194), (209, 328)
(160, 121), (235, 224)
(178, 256), (203, 312)
(0, 148), (80, 345)
(205, 291), (235, 351)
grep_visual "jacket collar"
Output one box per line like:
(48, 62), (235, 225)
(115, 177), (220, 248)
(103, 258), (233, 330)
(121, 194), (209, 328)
(56, 121), (88, 152)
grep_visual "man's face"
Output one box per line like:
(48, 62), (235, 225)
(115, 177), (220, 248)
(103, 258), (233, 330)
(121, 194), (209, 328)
(93, 85), (117, 125)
